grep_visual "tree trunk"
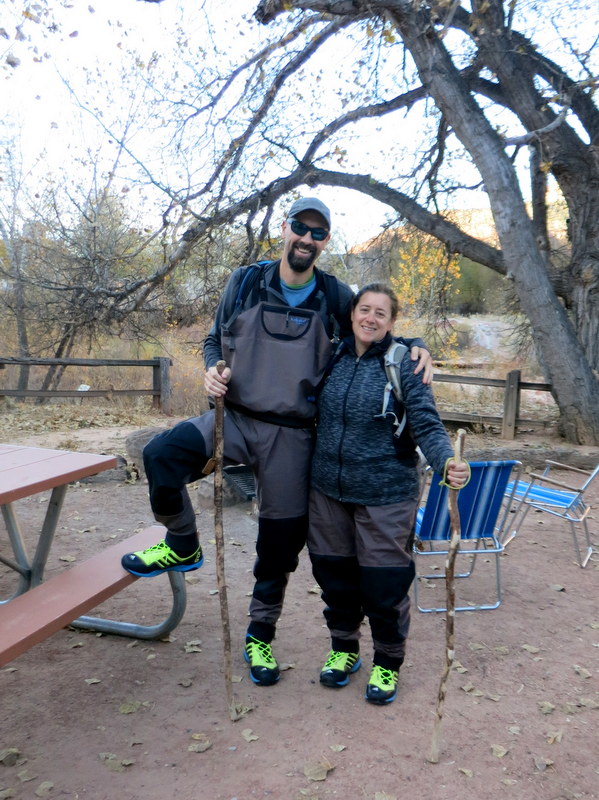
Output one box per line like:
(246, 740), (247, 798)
(390, 8), (599, 444)
(36, 329), (76, 403)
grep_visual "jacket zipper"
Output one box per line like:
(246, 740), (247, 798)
(337, 355), (362, 500)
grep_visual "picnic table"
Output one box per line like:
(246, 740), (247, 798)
(0, 444), (187, 665)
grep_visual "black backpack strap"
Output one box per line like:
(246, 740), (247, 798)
(222, 261), (270, 333)
(320, 271), (341, 342)
(235, 261), (271, 309)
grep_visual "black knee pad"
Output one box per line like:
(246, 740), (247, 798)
(254, 515), (308, 577)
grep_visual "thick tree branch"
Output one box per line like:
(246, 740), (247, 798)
(308, 167), (505, 272)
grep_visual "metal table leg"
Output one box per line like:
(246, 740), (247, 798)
(1, 485), (68, 602)
(70, 570), (188, 640)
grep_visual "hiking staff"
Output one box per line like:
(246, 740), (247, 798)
(213, 359), (236, 719)
(428, 428), (466, 764)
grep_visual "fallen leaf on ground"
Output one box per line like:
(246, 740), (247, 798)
(579, 697), (599, 709)
(59, 555), (76, 562)
(241, 728), (259, 742)
(461, 682), (484, 696)
(329, 744), (346, 752)
(99, 753), (134, 772)
(533, 756), (554, 772)
(494, 645), (510, 655)
(561, 702), (580, 714)
(491, 744), (508, 758)
(0, 788), (17, 799)
(374, 793), (397, 800)
(178, 678), (193, 687)
(458, 768), (474, 777)
(34, 781), (54, 796)
(550, 584), (565, 592)
(279, 662), (295, 671)
(538, 701), (555, 714)
(17, 769), (37, 783)
(308, 585), (320, 594)
(573, 664), (592, 678)
(232, 674), (243, 683)
(118, 701), (142, 714)
(230, 702), (253, 721)
(508, 726), (521, 735)
(183, 640), (203, 653)
(545, 730), (563, 744)
(84, 678), (101, 685)
(0, 748), (20, 766)
(522, 644), (540, 653)
(501, 778), (518, 785)
(188, 734), (212, 753)
(304, 758), (334, 781)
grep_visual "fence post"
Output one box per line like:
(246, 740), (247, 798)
(153, 357), (172, 414)
(502, 369), (521, 439)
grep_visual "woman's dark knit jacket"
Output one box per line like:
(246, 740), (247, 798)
(311, 333), (455, 506)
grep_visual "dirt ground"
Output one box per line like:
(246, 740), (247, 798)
(1, 424), (598, 800)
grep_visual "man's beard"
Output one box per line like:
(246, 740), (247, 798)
(287, 242), (317, 273)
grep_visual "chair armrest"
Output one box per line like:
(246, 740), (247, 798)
(544, 460), (592, 476)
(528, 472), (583, 492)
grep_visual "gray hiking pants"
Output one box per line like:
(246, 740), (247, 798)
(143, 407), (314, 635)
(307, 488), (417, 661)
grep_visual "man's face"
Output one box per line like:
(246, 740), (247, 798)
(282, 211), (331, 274)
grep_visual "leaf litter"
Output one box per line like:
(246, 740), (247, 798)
(304, 757), (335, 781)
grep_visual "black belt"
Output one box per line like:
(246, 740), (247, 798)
(225, 400), (316, 429)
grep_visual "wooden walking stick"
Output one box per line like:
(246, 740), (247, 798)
(213, 360), (239, 721)
(428, 428), (466, 764)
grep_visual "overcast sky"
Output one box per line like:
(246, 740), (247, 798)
(2, 1), (596, 247)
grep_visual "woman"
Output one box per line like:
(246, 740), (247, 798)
(308, 283), (469, 705)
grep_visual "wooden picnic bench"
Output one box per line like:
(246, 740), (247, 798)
(0, 445), (187, 665)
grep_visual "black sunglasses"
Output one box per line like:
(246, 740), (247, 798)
(288, 218), (329, 241)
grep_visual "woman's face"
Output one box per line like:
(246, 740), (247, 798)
(351, 291), (395, 355)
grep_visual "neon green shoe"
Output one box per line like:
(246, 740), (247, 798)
(121, 540), (203, 577)
(365, 665), (399, 705)
(320, 650), (361, 688)
(244, 636), (280, 686)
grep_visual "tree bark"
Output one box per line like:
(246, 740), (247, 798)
(253, 0), (599, 444)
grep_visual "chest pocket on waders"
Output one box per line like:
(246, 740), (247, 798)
(259, 304), (313, 340)
(221, 302), (331, 419)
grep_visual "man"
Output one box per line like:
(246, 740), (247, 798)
(121, 197), (432, 687)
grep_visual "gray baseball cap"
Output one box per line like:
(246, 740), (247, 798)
(287, 197), (331, 229)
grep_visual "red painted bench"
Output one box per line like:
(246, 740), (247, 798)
(0, 526), (187, 666)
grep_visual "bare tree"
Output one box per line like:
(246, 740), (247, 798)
(4, 1), (598, 440)
(0, 146), (40, 395)
(124, 1), (599, 442)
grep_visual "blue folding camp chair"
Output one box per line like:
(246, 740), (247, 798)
(413, 460), (522, 613)
(504, 461), (597, 568)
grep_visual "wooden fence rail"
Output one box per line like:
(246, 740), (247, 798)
(0, 359), (554, 439)
(0, 357), (172, 414)
(433, 369), (554, 439)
